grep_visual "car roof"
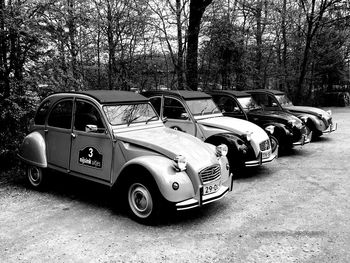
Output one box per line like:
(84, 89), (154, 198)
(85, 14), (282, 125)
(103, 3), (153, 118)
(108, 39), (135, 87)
(50, 90), (148, 104)
(142, 90), (212, 100)
(207, 89), (251, 98)
(246, 89), (285, 95)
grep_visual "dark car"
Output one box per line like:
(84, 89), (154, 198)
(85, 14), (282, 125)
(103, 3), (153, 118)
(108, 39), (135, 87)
(207, 90), (312, 152)
(142, 90), (277, 173)
(246, 89), (337, 140)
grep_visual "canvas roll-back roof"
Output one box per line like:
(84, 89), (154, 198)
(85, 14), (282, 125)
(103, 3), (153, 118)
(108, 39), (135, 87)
(49, 90), (148, 104)
(142, 90), (212, 100)
(207, 89), (251, 98)
(246, 89), (285, 95)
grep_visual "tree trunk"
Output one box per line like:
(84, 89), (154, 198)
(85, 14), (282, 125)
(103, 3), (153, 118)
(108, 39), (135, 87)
(186, 0), (212, 91)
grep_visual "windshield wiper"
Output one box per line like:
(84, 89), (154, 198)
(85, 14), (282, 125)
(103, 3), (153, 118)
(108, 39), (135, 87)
(127, 115), (141, 126)
(145, 115), (158, 124)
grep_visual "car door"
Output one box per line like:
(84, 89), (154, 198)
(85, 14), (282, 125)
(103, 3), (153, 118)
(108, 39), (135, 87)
(46, 99), (73, 170)
(69, 99), (113, 182)
(161, 96), (196, 136)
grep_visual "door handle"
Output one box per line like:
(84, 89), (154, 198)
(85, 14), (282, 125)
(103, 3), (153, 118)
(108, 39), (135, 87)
(71, 133), (76, 139)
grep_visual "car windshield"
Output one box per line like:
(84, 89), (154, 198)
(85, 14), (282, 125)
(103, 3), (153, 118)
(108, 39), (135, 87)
(185, 99), (221, 116)
(237, 96), (262, 111)
(275, 94), (294, 106)
(103, 103), (159, 126)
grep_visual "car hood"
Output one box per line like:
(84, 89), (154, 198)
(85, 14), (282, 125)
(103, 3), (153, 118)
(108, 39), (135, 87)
(115, 126), (217, 171)
(248, 109), (303, 123)
(284, 105), (329, 118)
(198, 116), (269, 141)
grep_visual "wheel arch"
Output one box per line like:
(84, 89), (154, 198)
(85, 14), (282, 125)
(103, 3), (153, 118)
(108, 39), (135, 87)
(18, 131), (47, 168)
(112, 155), (195, 203)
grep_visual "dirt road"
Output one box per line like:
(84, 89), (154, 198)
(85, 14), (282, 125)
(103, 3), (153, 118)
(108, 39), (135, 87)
(1, 107), (349, 263)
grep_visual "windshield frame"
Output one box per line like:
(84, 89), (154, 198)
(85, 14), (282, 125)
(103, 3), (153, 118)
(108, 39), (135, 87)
(274, 94), (294, 107)
(102, 102), (160, 127)
(237, 96), (262, 111)
(184, 98), (223, 117)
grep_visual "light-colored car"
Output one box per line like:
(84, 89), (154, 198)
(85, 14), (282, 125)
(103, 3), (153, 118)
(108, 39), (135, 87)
(18, 90), (233, 224)
(247, 89), (337, 140)
(142, 90), (277, 172)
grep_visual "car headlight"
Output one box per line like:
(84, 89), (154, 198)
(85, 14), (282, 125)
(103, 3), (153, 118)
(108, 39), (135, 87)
(245, 131), (253, 141)
(174, 155), (187, 171)
(299, 116), (308, 123)
(216, 144), (228, 157)
(265, 125), (275, 134)
(288, 119), (297, 127)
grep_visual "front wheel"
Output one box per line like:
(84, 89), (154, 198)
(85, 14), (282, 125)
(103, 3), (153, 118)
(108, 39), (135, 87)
(27, 165), (45, 189)
(270, 135), (279, 154)
(126, 176), (163, 224)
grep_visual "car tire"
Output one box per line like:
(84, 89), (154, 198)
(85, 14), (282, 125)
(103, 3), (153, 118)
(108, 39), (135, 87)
(126, 175), (163, 225)
(270, 135), (279, 154)
(27, 165), (45, 189)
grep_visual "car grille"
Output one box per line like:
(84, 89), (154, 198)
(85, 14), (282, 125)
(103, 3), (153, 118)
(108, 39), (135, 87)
(259, 139), (271, 151)
(199, 164), (221, 183)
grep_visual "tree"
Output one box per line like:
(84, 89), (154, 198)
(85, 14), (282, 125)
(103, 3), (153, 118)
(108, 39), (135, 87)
(186, 0), (213, 90)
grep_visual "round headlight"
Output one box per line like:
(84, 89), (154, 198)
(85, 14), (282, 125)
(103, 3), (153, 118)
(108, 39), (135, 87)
(216, 144), (228, 157)
(265, 125), (275, 134)
(288, 119), (296, 127)
(174, 155), (187, 171)
(245, 131), (253, 141)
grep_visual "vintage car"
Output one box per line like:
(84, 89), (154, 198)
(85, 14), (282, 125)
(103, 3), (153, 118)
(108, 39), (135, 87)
(142, 90), (277, 172)
(18, 90), (233, 224)
(246, 89), (337, 139)
(207, 90), (312, 152)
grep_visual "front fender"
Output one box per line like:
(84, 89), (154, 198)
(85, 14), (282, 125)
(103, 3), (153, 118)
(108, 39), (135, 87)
(296, 113), (324, 132)
(205, 133), (255, 163)
(18, 131), (47, 168)
(263, 122), (291, 137)
(117, 155), (195, 203)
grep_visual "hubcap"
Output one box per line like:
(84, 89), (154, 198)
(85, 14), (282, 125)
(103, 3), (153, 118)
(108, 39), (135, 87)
(28, 167), (41, 186)
(128, 183), (153, 219)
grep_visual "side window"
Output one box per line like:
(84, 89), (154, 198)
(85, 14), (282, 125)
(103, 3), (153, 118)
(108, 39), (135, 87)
(149, 97), (161, 116)
(74, 101), (105, 132)
(47, 100), (73, 129)
(252, 94), (268, 107)
(34, 100), (51, 125)
(163, 97), (188, 120)
(215, 96), (241, 114)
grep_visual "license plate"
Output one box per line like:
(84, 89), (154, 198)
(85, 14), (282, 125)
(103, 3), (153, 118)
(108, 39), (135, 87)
(203, 180), (221, 195)
(262, 151), (271, 159)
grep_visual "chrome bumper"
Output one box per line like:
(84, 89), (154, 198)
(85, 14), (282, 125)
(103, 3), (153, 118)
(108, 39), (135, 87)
(293, 130), (312, 146)
(176, 173), (233, 211)
(323, 123), (337, 134)
(244, 146), (278, 167)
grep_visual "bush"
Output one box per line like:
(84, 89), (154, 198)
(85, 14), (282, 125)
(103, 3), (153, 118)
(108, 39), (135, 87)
(0, 83), (37, 171)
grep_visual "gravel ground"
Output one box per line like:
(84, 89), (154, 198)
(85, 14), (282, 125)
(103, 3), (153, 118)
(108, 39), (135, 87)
(0, 107), (349, 263)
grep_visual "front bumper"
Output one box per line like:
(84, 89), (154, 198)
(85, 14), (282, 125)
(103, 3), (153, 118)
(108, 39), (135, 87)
(244, 146), (278, 167)
(323, 122), (337, 134)
(293, 130), (312, 146)
(175, 172), (233, 211)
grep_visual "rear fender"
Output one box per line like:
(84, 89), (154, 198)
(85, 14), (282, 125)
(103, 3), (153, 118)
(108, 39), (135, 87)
(115, 155), (195, 203)
(18, 131), (47, 168)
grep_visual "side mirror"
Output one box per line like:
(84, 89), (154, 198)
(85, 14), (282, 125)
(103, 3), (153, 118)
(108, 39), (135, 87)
(180, 113), (189, 120)
(85, 124), (98, 133)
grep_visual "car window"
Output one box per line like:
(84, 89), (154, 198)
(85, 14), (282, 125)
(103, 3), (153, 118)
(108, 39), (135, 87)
(163, 97), (188, 120)
(74, 100), (105, 132)
(48, 100), (73, 129)
(34, 100), (51, 125)
(149, 97), (161, 116)
(215, 96), (241, 114)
